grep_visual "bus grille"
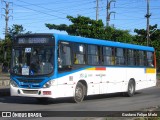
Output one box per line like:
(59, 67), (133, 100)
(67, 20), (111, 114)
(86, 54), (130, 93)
(18, 79), (43, 83)
(22, 90), (38, 94)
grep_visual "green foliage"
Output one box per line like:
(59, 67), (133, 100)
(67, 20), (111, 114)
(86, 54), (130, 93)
(0, 24), (30, 66)
(134, 117), (160, 120)
(134, 24), (160, 45)
(46, 15), (133, 43)
(8, 24), (31, 41)
(9, 24), (25, 35)
(0, 41), (4, 63)
(134, 24), (160, 71)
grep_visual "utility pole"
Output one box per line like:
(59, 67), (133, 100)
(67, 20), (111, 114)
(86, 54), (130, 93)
(96, 0), (99, 21)
(1, 0), (13, 61)
(145, 0), (151, 46)
(2, 0), (13, 38)
(106, 0), (116, 27)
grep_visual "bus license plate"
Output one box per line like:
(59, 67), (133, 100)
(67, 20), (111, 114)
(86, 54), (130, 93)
(43, 91), (51, 95)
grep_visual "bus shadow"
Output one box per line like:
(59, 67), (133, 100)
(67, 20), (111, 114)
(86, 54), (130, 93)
(0, 96), (74, 105)
(0, 92), (142, 105)
(84, 92), (141, 101)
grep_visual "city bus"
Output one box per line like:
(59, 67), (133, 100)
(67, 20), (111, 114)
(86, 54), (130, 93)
(10, 33), (156, 103)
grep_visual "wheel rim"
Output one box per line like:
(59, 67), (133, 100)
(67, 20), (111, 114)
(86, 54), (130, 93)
(129, 84), (134, 94)
(75, 87), (83, 99)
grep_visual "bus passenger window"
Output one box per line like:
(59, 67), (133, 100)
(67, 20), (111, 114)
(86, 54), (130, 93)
(74, 54), (85, 64)
(147, 52), (154, 67)
(61, 46), (71, 65)
(127, 49), (135, 66)
(138, 51), (145, 66)
(115, 48), (125, 65)
(102, 46), (113, 65)
(73, 44), (85, 64)
(58, 42), (71, 71)
(87, 45), (99, 65)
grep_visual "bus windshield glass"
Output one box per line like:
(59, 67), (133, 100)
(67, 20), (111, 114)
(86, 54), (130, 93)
(11, 46), (54, 76)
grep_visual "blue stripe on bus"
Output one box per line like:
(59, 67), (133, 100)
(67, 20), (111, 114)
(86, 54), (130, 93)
(54, 33), (154, 52)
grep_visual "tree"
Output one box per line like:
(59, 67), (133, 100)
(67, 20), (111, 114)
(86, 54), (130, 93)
(46, 15), (133, 43)
(8, 24), (31, 41)
(134, 24), (159, 45)
(134, 24), (160, 72)
(46, 15), (104, 38)
(1, 24), (31, 72)
(0, 40), (4, 63)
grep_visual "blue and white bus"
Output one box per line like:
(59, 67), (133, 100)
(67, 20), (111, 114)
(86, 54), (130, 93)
(10, 33), (156, 103)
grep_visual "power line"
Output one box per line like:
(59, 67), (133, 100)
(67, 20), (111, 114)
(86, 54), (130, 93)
(14, 0), (96, 23)
(16, 0), (94, 15)
(14, 3), (66, 19)
(3, 0), (159, 38)
(18, 0), (91, 6)
(16, 0), (67, 16)
(52, 1), (94, 11)
(12, 0), (95, 27)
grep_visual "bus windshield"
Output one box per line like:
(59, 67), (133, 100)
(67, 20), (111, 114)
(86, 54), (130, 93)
(11, 46), (54, 76)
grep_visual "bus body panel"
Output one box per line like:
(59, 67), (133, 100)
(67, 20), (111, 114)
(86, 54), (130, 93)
(10, 67), (156, 98)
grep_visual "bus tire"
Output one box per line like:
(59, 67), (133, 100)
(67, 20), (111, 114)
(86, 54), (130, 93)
(126, 80), (135, 97)
(73, 82), (85, 103)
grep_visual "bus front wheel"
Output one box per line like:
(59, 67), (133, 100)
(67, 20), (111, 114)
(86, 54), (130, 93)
(74, 82), (85, 103)
(126, 80), (135, 97)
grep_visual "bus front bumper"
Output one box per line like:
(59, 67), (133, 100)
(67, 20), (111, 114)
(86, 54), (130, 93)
(10, 85), (56, 98)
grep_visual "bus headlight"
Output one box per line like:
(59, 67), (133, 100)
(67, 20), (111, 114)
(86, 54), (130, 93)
(43, 80), (55, 88)
(10, 79), (18, 87)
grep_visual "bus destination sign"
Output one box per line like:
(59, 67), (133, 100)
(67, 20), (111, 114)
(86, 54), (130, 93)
(17, 37), (50, 44)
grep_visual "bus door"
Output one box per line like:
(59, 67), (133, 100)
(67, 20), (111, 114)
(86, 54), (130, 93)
(87, 69), (101, 95)
(99, 68), (107, 94)
(104, 67), (125, 93)
(57, 41), (73, 97)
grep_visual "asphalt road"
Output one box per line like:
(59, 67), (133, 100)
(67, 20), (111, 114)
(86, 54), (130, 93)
(0, 86), (160, 120)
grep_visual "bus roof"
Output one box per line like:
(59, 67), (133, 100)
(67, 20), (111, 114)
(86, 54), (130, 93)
(15, 33), (53, 37)
(54, 33), (154, 52)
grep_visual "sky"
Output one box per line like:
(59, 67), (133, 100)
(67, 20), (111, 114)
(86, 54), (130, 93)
(0, 0), (160, 39)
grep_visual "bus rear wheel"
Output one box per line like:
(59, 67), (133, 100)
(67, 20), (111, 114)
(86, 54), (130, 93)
(73, 82), (85, 103)
(126, 80), (135, 97)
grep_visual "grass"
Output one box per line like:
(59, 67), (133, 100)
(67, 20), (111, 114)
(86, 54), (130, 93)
(157, 73), (160, 80)
(134, 117), (160, 120)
